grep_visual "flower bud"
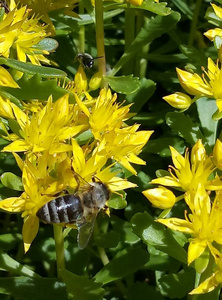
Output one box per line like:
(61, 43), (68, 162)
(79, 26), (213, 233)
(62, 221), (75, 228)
(143, 186), (176, 209)
(89, 71), (103, 90)
(74, 65), (87, 93)
(163, 92), (192, 109)
(213, 139), (222, 170)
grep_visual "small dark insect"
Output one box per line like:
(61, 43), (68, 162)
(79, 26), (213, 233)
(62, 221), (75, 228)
(77, 53), (103, 69)
(0, 0), (9, 13)
(37, 177), (110, 249)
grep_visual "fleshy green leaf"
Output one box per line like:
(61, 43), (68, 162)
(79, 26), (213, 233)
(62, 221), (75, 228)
(0, 233), (22, 251)
(0, 58), (66, 78)
(107, 190), (127, 209)
(126, 282), (165, 300)
(157, 269), (195, 298)
(110, 11), (180, 75)
(33, 38), (59, 52)
(126, 78), (156, 112)
(61, 269), (105, 300)
(4, 74), (73, 102)
(94, 247), (149, 284)
(1, 172), (23, 191)
(0, 277), (67, 300)
(131, 212), (187, 263)
(0, 250), (39, 277)
(196, 97), (218, 148)
(166, 111), (205, 146)
(104, 75), (140, 94)
(121, 0), (171, 16)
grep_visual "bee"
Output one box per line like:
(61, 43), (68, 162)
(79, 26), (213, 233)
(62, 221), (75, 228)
(36, 177), (110, 249)
(0, 0), (9, 13)
(77, 53), (103, 69)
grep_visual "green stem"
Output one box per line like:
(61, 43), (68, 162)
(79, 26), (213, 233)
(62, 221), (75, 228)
(123, 6), (135, 75)
(95, 0), (106, 77)
(78, 1), (85, 53)
(53, 225), (65, 278)
(188, 0), (202, 46)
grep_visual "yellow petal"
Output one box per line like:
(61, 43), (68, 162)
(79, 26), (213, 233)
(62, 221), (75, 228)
(0, 197), (25, 212)
(3, 140), (30, 152)
(0, 66), (19, 88)
(157, 217), (194, 234)
(22, 214), (39, 253)
(74, 93), (90, 117)
(151, 176), (181, 187)
(188, 239), (207, 265)
(189, 273), (218, 294)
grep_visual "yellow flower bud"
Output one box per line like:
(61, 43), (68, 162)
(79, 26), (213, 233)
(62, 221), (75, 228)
(89, 71), (103, 90)
(143, 186), (176, 209)
(127, 0), (143, 5)
(191, 139), (206, 167)
(213, 139), (222, 170)
(74, 65), (87, 93)
(163, 92), (192, 109)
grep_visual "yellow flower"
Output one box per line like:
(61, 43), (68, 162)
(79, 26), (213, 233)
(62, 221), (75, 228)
(71, 138), (136, 192)
(204, 4), (222, 41)
(17, 0), (78, 35)
(143, 186), (176, 209)
(151, 140), (222, 193)
(163, 92), (192, 110)
(158, 185), (222, 265)
(2, 94), (87, 156)
(0, 0), (50, 65)
(0, 155), (62, 252)
(96, 126), (153, 175)
(74, 89), (132, 140)
(176, 59), (222, 112)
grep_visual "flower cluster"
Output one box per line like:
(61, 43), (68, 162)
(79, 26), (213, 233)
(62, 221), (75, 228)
(0, 69), (152, 252)
(143, 139), (222, 293)
(0, 0), (50, 65)
(163, 3), (222, 117)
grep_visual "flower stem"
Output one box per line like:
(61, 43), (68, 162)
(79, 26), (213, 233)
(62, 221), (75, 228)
(188, 0), (202, 46)
(123, 6), (135, 75)
(78, 1), (85, 53)
(95, 0), (106, 77)
(53, 225), (65, 278)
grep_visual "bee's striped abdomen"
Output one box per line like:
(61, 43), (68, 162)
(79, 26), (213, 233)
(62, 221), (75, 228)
(37, 195), (84, 224)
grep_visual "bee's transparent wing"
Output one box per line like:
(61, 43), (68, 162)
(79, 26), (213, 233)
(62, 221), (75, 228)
(77, 214), (97, 249)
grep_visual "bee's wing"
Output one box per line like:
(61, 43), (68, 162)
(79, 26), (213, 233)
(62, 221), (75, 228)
(77, 213), (98, 249)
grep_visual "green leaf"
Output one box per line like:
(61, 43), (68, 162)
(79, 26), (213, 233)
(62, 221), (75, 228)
(205, 6), (222, 27)
(166, 111), (205, 146)
(1, 172), (23, 191)
(104, 75), (140, 94)
(110, 11), (180, 75)
(107, 191), (127, 209)
(61, 269), (105, 300)
(120, 0), (171, 15)
(180, 44), (207, 68)
(157, 268), (195, 298)
(0, 58), (66, 78)
(8, 119), (23, 138)
(4, 74), (73, 102)
(0, 277), (67, 300)
(111, 215), (140, 245)
(143, 137), (185, 157)
(171, 0), (193, 19)
(32, 38), (58, 52)
(126, 282), (165, 300)
(0, 250), (39, 277)
(131, 212), (187, 263)
(94, 247), (149, 284)
(126, 78), (156, 112)
(0, 233), (22, 251)
(94, 231), (120, 248)
(196, 97), (218, 148)
(214, 35), (222, 50)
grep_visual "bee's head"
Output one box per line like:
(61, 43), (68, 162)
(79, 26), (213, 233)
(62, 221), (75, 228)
(92, 182), (110, 208)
